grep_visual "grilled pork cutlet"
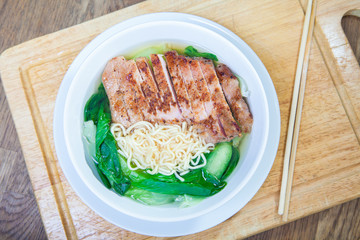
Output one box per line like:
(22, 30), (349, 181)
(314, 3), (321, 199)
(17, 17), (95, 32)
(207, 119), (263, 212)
(164, 51), (194, 121)
(102, 51), (250, 144)
(150, 54), (183, 124)
(198, 58), (241, 139)
(216, 63), (253, 133)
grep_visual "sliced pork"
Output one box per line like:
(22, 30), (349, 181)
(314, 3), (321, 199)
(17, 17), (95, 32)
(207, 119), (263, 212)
(216, 63), (253, 133)
(135, 57), (161, 117)
(150, 54), (183, 124)
(188, 58), (213, 116)
(164, 51), (194, 121)
(177, 55), (207, 121)
(198, 58), (241, 139)
(102, 51), (252, 144)
(107, 57), (147, 127)
(188, 58), (228, 142)
(102, 57), (131, 127)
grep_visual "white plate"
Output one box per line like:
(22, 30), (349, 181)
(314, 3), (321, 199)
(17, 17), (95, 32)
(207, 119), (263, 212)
(54, 12), (280, 237)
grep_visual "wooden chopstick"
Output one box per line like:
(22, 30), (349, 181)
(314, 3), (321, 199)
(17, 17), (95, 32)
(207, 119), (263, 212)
(282, 10), (316, 221)
(278, 0), (317, 220)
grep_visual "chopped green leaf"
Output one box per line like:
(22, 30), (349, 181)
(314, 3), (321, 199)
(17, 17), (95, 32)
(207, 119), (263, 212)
(82, 120), (97, 163)
(84, 84), (108, 124)
(95, 164), (111, 189)
(111, 177), (131, 195)
(202, 170), (224, 187)
(95, 104), (111, 154)
(184, 46), (218, 61)
(221, 146), (240, 180)
(98, 159), (131, 195)
(100, 134), (121, 174)
(119, 155), (224, 196)
(97, 132), (131, 195)
(133, 179), (216, 196)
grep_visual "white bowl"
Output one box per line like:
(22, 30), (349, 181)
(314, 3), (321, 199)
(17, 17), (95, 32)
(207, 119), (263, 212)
(54, 12), (280, 237)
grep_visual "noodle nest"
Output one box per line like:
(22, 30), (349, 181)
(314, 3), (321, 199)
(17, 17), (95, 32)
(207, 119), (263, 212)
(111, 121), (214, 180)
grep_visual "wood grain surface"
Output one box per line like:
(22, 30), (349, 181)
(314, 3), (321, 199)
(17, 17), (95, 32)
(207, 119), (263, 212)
(0, 0), (359, 239)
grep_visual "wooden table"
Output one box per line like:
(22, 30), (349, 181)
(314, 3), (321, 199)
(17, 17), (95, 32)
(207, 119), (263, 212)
(0, 1), (359, 239)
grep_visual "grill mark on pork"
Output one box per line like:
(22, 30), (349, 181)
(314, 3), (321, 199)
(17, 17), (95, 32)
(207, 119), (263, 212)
(164, 51), (194, 121)
(102, 57), (131, 126)
(198, 58), (241, 139)
(187, 58), (227, 142)
(177, 55), (208, 121)
(217, 118), (227, 137)
(115, 58), (145, 125)
(216, 63), (253, 133)
(176, 55), (228, 142)
(135, 57), (161, 116)
(192, 116), (227, 143)
(150, 54), (183, 124)
(188, 58), (212, 115)
(125, 59), (160, 123)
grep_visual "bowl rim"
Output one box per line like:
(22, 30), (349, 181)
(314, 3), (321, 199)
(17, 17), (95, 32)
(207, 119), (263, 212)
(53, 12), (280, 237)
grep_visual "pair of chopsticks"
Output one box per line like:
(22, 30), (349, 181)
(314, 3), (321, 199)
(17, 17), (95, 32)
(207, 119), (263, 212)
(278, 0), (317, 221)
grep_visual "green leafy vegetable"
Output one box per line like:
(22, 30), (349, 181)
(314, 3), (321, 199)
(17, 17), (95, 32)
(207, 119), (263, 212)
(82, 120), (111, 187)
(118, 154), (224, 196)
(82, 120), (97, 162)
(125, 187), (206, 207)
(99, 134), (121, 174)
(184, 46), (218, 61)
(97, 125), (131, 195)
(95, 104), (111, 153)
(125, 186), (177, 205)
(98, 160), (130, 194)
(150, 169), (203, 184)
(111, 177), (131, 195)
(234, 74), (250, 98)
(95, 164), (111, 189)
(84, 84), (108, 124)
(179, 169), (204, 183)
(84, 85), (131, 196)
(202, 170), (225, 188)
(132, 179), (219, 196)
(221, 146), (240, 180)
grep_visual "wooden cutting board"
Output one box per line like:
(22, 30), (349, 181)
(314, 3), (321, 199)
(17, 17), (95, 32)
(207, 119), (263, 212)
(0, 0), (359, 239)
